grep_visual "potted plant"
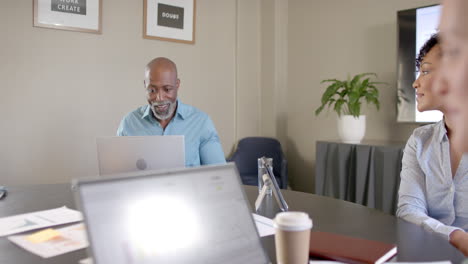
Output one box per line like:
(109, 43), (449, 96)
(315, 72), (384, 143)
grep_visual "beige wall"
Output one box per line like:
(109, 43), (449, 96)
(236, 0), (261, 143)
(287, 0), (439, 192)
(0, 0), (269, 185)
(260, 0), (288, 146)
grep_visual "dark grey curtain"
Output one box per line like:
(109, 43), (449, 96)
(315, 141), (405, 215)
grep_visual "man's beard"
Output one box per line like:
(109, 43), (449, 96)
(151, 100), (177, 120)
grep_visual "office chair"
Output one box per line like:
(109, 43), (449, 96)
(228, 137), (288, 189)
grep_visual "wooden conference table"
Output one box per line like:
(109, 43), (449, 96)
(0, 184), (465, 264)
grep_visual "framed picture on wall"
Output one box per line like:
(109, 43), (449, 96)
(143, 0), (196, 44)
(33, 0), (102, 34)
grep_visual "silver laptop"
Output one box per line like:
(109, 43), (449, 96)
(74, 163), (269, 264)
(96, 136), (185, 175)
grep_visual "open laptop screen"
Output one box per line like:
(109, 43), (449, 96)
(96, 136), (185, 175)
(75, 164), (269, 264)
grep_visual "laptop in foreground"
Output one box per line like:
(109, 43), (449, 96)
(96, 136), (185, 175)
(74, 163), (269, 264)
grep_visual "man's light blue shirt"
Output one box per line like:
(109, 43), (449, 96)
(397, 120), (468, 240)
(117, 100), (226, 167)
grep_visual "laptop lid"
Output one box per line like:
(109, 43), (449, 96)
(96, 136), (185, 175)
(74, 163), (269, 264)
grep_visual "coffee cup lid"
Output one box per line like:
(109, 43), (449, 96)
(273, 211), (312, 231)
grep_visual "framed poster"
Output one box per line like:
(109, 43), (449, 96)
(143, 0), (196, 44)
(33, 0), (102, 34)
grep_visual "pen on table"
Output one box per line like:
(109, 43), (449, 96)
(0, 186), (7, 200)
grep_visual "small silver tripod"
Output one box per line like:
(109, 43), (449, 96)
(255, 157), (288, 212)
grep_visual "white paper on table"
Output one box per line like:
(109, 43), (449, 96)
(385, 260), (452, 264)
(0, 206), (83, 237)
(253, 213), (275, 237)
(309, 261), (346, 264)
(8, 223), (88, 258)
(79, 257), (94, 264)
(309, 258), (452, 264)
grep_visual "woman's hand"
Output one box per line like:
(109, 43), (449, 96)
(450, 230), (468, 256)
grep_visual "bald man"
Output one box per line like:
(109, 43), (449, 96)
(437, 0), (468, 256)
(117, 57), (226, 167)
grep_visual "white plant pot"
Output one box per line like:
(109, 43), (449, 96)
(337, 115), (366, 144)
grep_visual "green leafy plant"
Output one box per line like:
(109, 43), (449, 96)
(315, 72), (385, 118)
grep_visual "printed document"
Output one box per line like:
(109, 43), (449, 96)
(8, 223), (88, 258)
(253, 213), (275, 237)
(0, 206), (82, 237)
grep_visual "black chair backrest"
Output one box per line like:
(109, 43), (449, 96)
(229, 137), (286, 188)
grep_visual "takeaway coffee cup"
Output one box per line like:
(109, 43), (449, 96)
(274, 212), (313, 264)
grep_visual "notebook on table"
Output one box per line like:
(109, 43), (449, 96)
(73, 163), (269, 264)
(309, 231), (397, 264)
(96, 136), (185, 175)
